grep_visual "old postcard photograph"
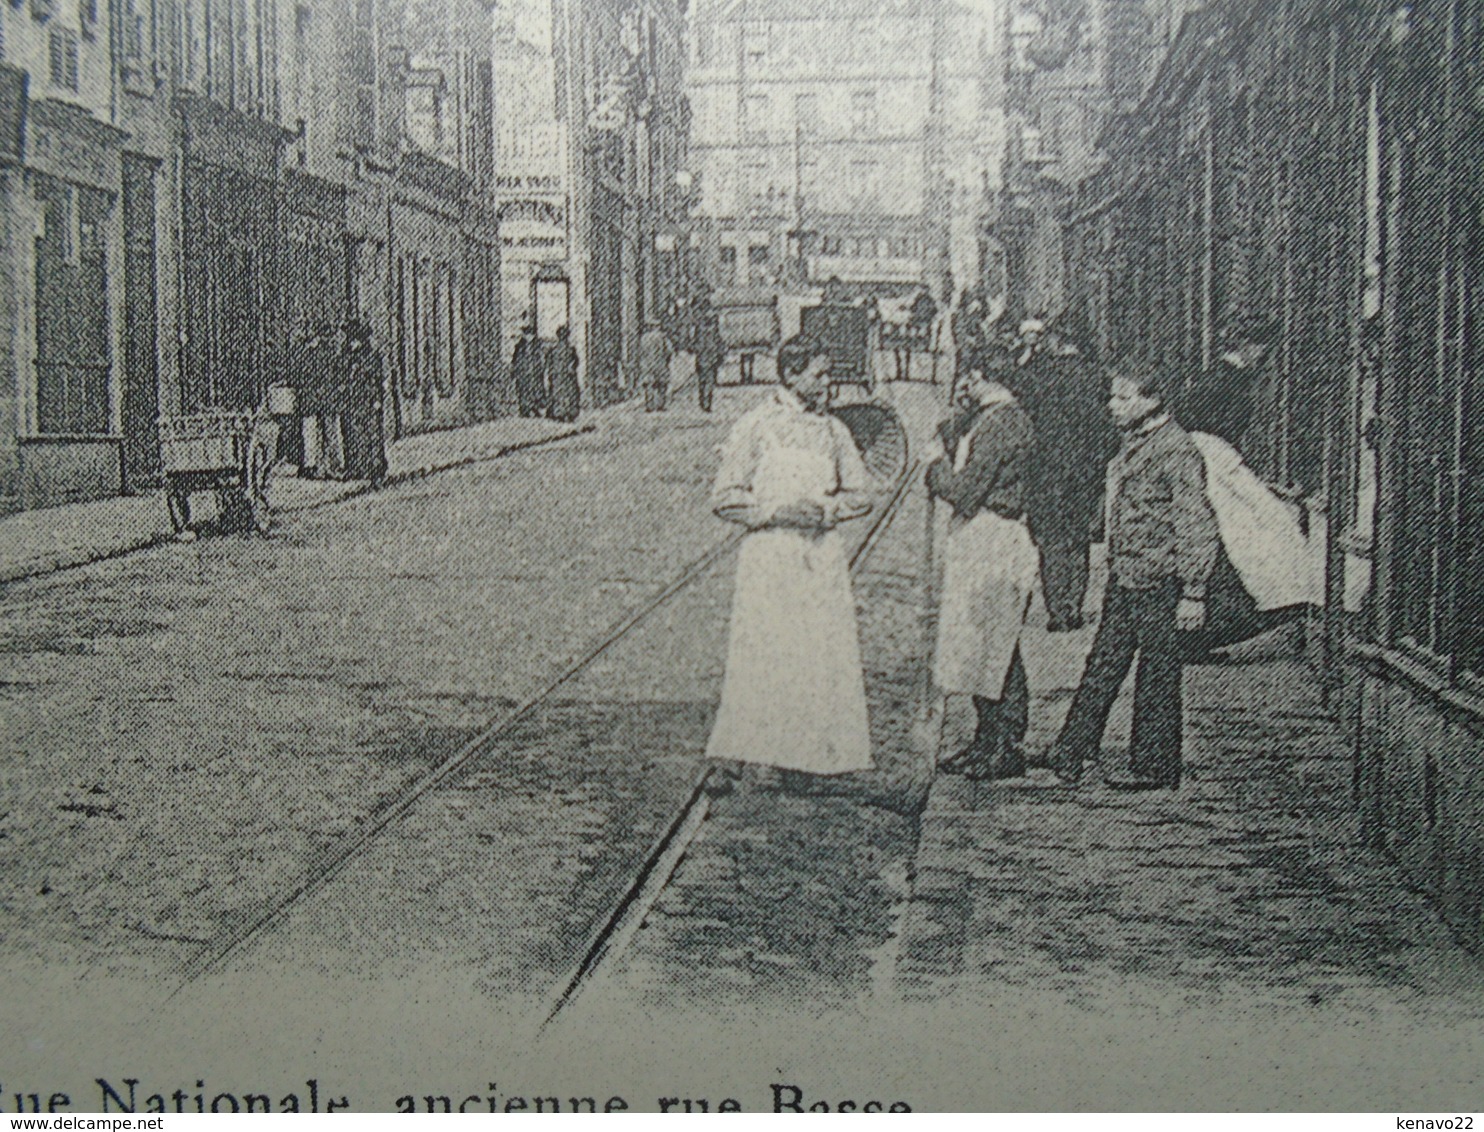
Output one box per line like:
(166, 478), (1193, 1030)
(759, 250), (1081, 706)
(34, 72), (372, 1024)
(1, 0), (1482, 1114)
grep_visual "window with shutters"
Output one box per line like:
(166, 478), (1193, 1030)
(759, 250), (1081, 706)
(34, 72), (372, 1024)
(49, 26), (80, 91)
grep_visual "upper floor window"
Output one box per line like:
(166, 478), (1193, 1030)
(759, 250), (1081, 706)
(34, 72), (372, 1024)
(49, 25), (80, 91)
(850, 88), (877, 135)
(795, 93), (819, 139)
(743, 21), (768, 65)
(743, 94), (768, 142)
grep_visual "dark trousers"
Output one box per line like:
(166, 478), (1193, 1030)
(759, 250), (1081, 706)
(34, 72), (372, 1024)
(1055, 580), (1185, 784)
(697, 365), (717, 412)
(644, 381), (668, 412)
(1040, 534), (1091, 627)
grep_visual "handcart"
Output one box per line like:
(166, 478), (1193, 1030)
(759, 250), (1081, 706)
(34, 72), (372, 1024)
(158, 388), (287, 536)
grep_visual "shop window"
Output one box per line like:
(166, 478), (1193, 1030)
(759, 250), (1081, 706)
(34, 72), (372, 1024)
(748, 243), (770, 284)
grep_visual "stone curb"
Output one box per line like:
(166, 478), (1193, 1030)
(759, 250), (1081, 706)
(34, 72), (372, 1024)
(0, 423), (596, 588)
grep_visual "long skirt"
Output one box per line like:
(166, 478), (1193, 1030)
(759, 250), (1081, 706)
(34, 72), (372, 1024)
(705, 528), (873, 774)
(934, 510), (1040, 699)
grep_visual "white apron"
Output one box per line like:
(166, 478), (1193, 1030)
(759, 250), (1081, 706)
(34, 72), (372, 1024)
(705, 445), (873, 774)
(1191, 433), (1323, 610)
(932, 432), (1040, 700)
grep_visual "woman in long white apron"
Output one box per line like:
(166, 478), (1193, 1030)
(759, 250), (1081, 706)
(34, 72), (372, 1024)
(929, 370), (1039, 780)
(705, 337), (876, 776)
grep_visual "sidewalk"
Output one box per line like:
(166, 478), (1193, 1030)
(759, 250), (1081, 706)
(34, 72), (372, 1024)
(896, 597), (1484, 1019)
(0, 413), (590, 585)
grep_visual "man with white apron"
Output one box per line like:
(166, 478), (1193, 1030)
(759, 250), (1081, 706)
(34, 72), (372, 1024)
(705, 335), (876, 780)
(929, 369), (1039, 780)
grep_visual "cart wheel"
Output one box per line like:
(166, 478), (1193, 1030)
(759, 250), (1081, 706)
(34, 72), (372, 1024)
(249, 488), (272, 535)
(166, 487), (191, 533)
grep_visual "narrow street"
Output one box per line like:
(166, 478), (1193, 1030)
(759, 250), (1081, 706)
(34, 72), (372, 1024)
(5, 378), (1484, 1106)
(0, 389), (738, 982)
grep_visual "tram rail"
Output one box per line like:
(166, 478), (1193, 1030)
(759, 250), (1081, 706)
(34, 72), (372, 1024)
(171, 454), (922, 1007)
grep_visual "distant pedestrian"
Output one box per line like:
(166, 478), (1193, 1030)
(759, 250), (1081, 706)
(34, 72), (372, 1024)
(895, 288), (937, 381)
(640, 321), (671, 412)
(512, 323), (548, 418)
(692, 299), (724, 413)
(546, 325), (581, 423)
(338, 320), (388, 486)
(929, 366), (1038, 781)
(706, 335), (876, 781)
(951, 290), (988, 379)
(292, 323), (340, 478)
(1048, 365), (1220, 791)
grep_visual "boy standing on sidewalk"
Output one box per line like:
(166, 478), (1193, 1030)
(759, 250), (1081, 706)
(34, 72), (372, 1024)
(1049, 365), (1220, 791)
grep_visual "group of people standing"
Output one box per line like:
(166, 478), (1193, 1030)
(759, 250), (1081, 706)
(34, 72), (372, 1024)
(283, 320), (388, 485)
(512, 323), (582, 423)
(639, 291), (727, 414)
(931, 309), (1314, 790)
(702, 304), (1316, 799)
(513, 291), (725, 421)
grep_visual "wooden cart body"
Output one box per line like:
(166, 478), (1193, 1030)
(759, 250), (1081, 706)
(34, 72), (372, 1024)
(157, 411), (265, 533)
(801, 302), (874, 388)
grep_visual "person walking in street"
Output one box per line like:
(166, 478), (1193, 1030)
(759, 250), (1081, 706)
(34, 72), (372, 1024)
(705, 335), (876, 783)
(338, 320), (388, 486)
(929, 364), (1039, 781)
(693, 296), (724, 413)
(545, 325), (581, 423)
(512, 322), (548, 418)
(640, 320), (671, 412)
(1048, 365), (1220, 791)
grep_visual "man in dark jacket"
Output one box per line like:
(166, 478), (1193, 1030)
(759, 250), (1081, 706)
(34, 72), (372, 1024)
(1049, 364), (1220, 790)
(545, 325), (581, 423)
(692, 297), (724, 412)
(338, 320), (388, 485)
(512, 323), (548, 418)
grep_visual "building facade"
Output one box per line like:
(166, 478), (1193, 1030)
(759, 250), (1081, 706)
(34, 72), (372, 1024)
(685, 0), (997, 302)
(494, 0), (690, 406)
(0, 0), (502, 513)
(1038, 0), (1484, 951)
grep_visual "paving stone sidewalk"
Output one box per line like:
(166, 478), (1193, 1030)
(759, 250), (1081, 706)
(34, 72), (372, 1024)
(0, 413), (591, 585)
(898, 613), (1484, 1019)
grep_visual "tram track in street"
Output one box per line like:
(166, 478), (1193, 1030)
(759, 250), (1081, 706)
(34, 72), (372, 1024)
(170, 451), (921, 1002)
(539, 459), (922, 1029)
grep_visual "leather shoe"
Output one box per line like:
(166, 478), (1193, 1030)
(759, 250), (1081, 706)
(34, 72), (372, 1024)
(939, 743), (991, 776)
(1046, 745), (1084, 784)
